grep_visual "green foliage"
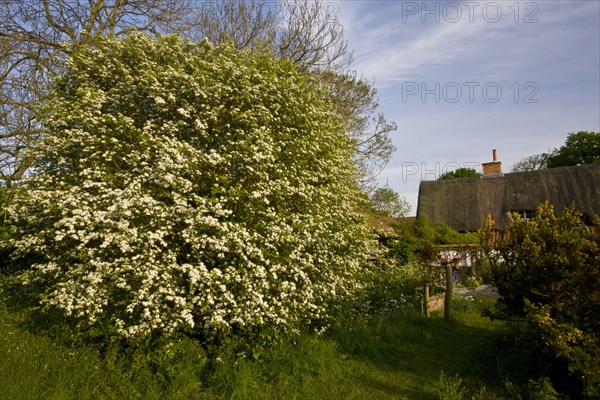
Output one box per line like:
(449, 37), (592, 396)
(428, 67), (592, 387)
(387, 216), (478, 266)
(451, 295), (491, 314)
(329, 299), (506, 399)
(511, 131), (600, 172)
(1, 1), (396, 192)
(463, 276), (483, 290)
(0, 292), (508, 399)
(378, 217), (478, 313)
(511, 153), (551, 172)
(204, 335), (348, 399)
(0, 302), (209, 399)
(369, 185), (411, 218)
(438, 167), (482, 180)
(480, 202), (600, 397)
(546, 131), (600, 168)
(314, 69), (397, 187)
(347, 259), (422, 319)
(0, 188), (18, 275)
(5, 34), (379, 345)
(527, 377), (560, 400)
(435, 372), (466, 400)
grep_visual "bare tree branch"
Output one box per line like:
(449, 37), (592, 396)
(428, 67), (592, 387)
(0, 0), (196, 186)
(0, 0), (396, 189)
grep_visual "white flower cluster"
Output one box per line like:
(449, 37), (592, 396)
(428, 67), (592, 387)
(8, 34), (380, 342)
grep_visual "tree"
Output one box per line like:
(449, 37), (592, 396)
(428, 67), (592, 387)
(189, 0), (353, 71)
(0, 0), (197, 186)
(510, 131), (600, 173)
(511, 153), (551, 172)
(438, 167), (481, 180)
(546, 131), (600, 168)
(316, 70), (396, 187)
(480, 203), (600, 397)
(0, 0), (396, 188)
(369, 186), (411, 218)
(185, 0), (397, 186)
(6, 34), (379, 343)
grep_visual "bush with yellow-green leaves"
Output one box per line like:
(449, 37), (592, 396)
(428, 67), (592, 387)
(481, 202), (599, 398)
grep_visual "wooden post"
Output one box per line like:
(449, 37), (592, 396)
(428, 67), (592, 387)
(444, 263), (453, 319)
(423, 285), (430, 317)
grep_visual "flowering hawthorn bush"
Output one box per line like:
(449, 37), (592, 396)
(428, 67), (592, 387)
(7, 34), (379, 342)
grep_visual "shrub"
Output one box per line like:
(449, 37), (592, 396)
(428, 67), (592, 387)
(383, 217), (479, 303)
(480, 202), (600, 397)
(435, 372), (466, 400)
(5, 34), (379, 344)
(345, 259), (420, 319)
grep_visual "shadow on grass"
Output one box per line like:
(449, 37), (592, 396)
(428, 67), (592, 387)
(328, 306), (508, 399)
(350, 368), (440, 400)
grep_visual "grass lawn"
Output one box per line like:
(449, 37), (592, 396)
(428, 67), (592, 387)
(325, 297), (507, 399)
(0, 294), (509, 399)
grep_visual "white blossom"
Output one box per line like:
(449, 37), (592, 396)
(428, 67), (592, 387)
(7, 33), (380, 343)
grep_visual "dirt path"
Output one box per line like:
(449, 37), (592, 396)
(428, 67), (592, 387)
(428, 284), (499, 312)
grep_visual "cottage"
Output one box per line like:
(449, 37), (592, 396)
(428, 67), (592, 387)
(417, 152), (600, 232)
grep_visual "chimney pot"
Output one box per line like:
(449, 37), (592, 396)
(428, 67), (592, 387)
(493, 149), (497, 162)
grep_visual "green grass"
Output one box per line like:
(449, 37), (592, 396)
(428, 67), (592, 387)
(0, 296), (509, 399)
(325, 297), (507, 399)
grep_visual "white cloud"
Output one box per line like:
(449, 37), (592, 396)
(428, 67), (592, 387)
(336, 1), (600, 215)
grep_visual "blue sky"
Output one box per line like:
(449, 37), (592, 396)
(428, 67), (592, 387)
(334, 0), (600, 213)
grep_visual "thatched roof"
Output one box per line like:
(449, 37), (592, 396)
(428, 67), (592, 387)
(417, 163), (600, 231)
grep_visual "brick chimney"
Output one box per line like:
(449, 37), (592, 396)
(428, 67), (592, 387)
(482, 149), (502, 175)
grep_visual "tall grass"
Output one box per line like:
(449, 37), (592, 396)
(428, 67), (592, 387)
(1, 293), (510, 400)
(0, 313), (205, 399)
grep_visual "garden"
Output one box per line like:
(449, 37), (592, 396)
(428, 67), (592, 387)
(1, 32), (598, 400)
